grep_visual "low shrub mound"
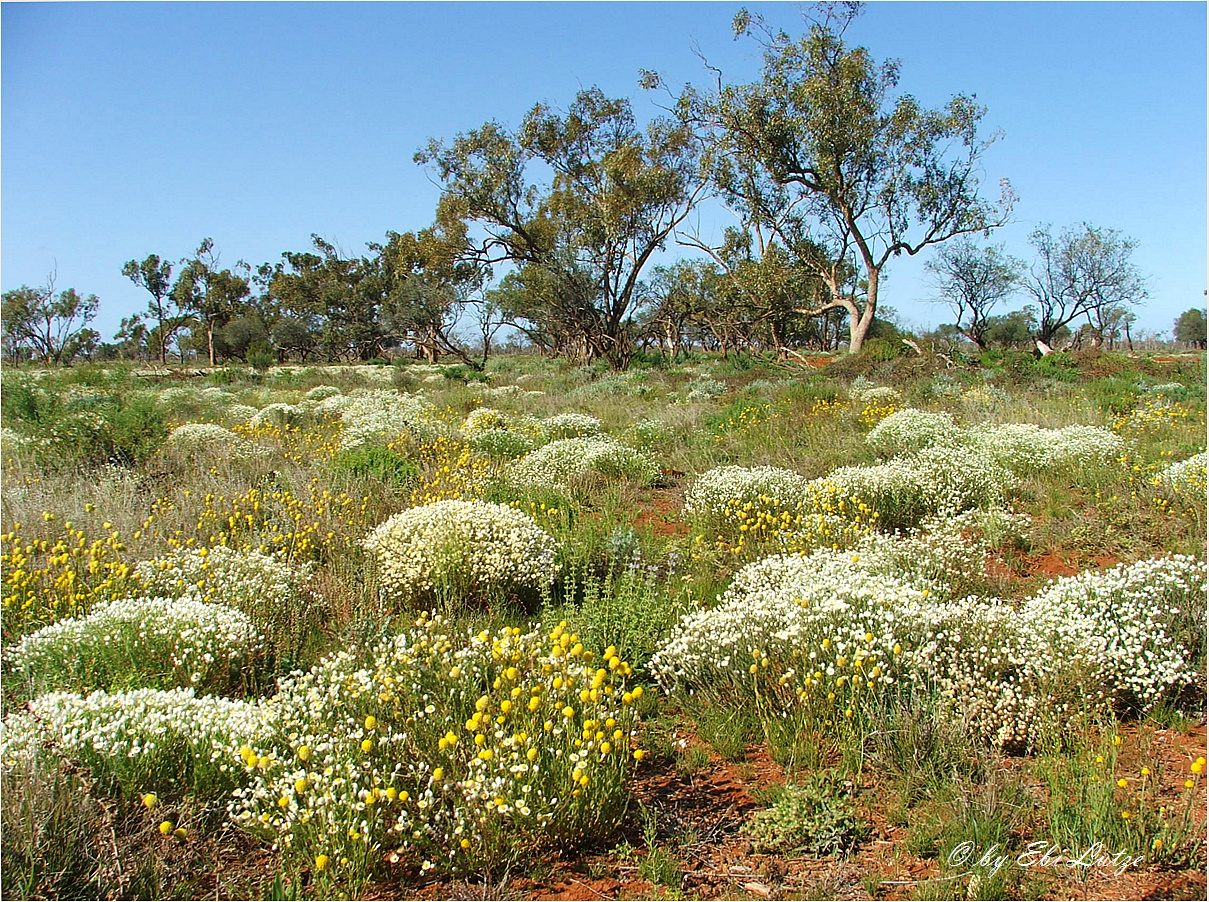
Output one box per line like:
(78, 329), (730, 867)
(229, 614), (643, 886)
(3, 596), (264, 700)
(363, 500), (559, 606)
(512, 437), (658, 489)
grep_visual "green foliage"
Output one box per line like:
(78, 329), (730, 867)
(746, 770), (869, 857)
(330, 445), (418, 488)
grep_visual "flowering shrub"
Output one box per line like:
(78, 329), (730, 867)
(512, 438), (658, 489)
(684, 466), (810, 524)
(251, 403), (305, 430)
(166, 423), (265, 461)
(685, 377), (727, 402)
(468, 428), (537, 461)
(1155, 451), (1208, 504)
(304, 385), (343, 401)
(363, 501), (559, 606)
(865, 409), (958, 457)
(0, 687), (271, 803)
(823, 446), (1015, 530)
(132, 545), (317, 663)
(229, 614), (642, 883)
(538, 413), (604, 441)
(1, 520), (132, 637)
(652, 548), (1206, 752)
(337, 391), (440, 452)
(3, 596), (264, 699)
(1019, 556), (1206, 713)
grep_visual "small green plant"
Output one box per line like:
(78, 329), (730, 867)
(746, 769), (869, 857)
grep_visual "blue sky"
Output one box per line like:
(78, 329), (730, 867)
(3, 1), (1205, 343)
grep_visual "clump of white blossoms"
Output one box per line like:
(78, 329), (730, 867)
(865, 409), (958, 457)
(4, 596), (265, 697)
(336, 390), (440, 452)
(461, 407), (511, 435)
(0, 687), (271, 803)
(823, 445), (1015, 530)
(304, 384), (343, 401)
(1019, 555), (1206, 712)
(684, 465), (811, 524)
(363, 501), (560, 604)
(251, 402), (307, 429)
(539, 413), (604, 441)
(1157, 451), (1207, 495)
(132, 545), (315, 632)
(512, 437), (658, 489)
(166, 423), (265, 460)
(651, 545), (1204, 752)
(229, 613), (641, 880)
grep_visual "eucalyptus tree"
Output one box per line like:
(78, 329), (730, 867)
(1174, 307), (1207, 349)
(925, 237), (1024, 349)
(1025, 223), (1147, 352)
(269, 236), (385, 361)
(374, 225), (494, 368)
(172, 239), (252, 365)
(1, 274), (100, 365)
(661, 2), (1013, 353)
(416, 86), (706, 369)
(121, 254), (177, 363)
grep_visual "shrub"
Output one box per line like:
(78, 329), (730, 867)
(228, 614), (642, 885)
(746, 771), (869, 856)
(363, 500), (560, 607)
(131, 546), (319, 669)
(538, 413), (604, 441)
(336, 390), (440, 452)
(3, 596), (264, 700)
(0, 688), (271, 804)
(865, 409), (958, 457)
(166, 423), (265, 461)
(468, 428), (537, 460)
(512, 438), (658, 489)
(461, 407), (511, 434)
(330, 445), (418, 488)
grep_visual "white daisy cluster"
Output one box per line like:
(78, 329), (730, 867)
(467, 429), (538, 460)
(4, 596), (265, 697)
(684, 466), (811, 523)
(229, 613), (641, 879)
(166, 423), (265, 460)
(304, 385), (343, 401)
(1157, 451), (1207, 496)
(335, 390), (440, 452)
(0, 687), (271, 801)
(1019, 555), (1206, 712)
(855, 385), (900, 406)
(866, 409), (1125, 474)
(538, 413), (604, 441)
(250, 402), (308, 429)
(825, 445), (1016, 530)
(363, 501), (559, 604)
(512, 438), (658, 489)
(865, 409), (959, 457)
(967, 423), (1125, 472)
(132, 545), (314, 628)
(651, 550), (1206, 751)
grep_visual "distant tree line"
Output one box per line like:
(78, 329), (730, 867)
(2, 4), (1195, 369)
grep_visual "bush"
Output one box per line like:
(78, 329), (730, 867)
(3, 596), (265, 700)
(512, 438), (658, 489)
(363, 500), (560, 608)
(228, 614), (642, 886)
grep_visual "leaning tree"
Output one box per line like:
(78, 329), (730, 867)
(662, 2), (1014, 353)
